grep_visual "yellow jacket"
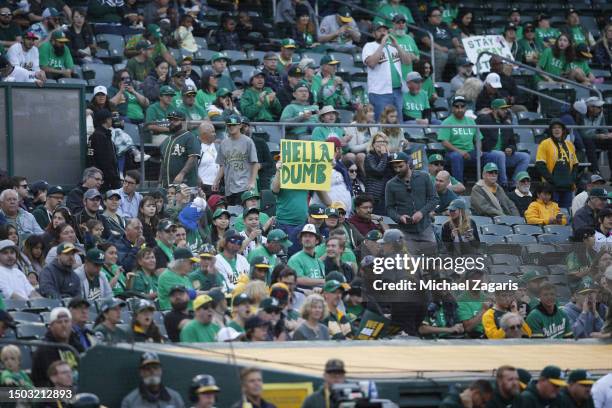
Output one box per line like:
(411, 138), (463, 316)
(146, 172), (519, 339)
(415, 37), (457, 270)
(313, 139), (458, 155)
(535, 138), (578, 174)
(482, 308), (532, 339)
(524, 199), (567, 225)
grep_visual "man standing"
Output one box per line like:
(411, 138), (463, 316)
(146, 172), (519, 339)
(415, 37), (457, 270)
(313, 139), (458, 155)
(180, 294), (220, 343)
(159, 110), (201, 188)
(75, 248), (113, 301)
(362, 21), (415, 121)
(66, 167), (103, 214)
(476, 99), (530, 188)
(126, 40), (154, 84)
(213, 114), (260, 205)
(508, 172), (534, 217)
(301, 359), (347, 408)
(389, 14), (420, 76)
(470, 163), (519, 217)
(240, 70), (283, 122)
(39, 243), (82, 299)
(116, 170), (142, 219)
(385, 152), (439, 251)
(0, 240), (41, 300)
(38, 31), (73, 80)
(0, 189), (43, 239)
(145, 85), (176, 146)
(88, 109), (121, 191)
(32, 185), (65, 229)
(288, 224), (326, 288)
(121, 352), (184, 408)
(7, 31), (40, 73)
(231, 367), (277, 408)
(526, 283), (573, 339)
(517, 366), (566, 407)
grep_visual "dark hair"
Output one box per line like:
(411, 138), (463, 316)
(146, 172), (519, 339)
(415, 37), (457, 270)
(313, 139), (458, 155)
(453, 8), (475, 36)
(97, 242), (116, 254)
(23, 234), (46, 263)
(49, 222), (74, 246)
(535, 183), (554, 196)
(154, 56), (167, 68)
(111, 69), (129, 88)
(131, 316), (164, 343)
(354, 194), (375, 208)
(138, 196), (160, 230)
(239, 367), (261, 383)
(124, 170), (141, 183)
(469, 379), (494, 395)
(46, 207), (73, 234)
(552, 34), (575, 62)
(270, 265), (295, 285)
(9, 176), (26, 190)
(0, 224), (17, 242)
(571, 227), (595, 242)
(414, 58), (432, 79)
(427, 7), (442, 17)
(88, 91), (111, 112)
(539, 282), (556, 294)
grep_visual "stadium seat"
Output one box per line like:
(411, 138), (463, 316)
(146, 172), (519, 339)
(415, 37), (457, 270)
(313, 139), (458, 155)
(435, 82), (452, 98)
(523, 244), (565, 265)
(3, 299), (28, 311)
(113, 62), (127, 72)
(329, 52), (355, 68)
(26, 298), (62, 312)
(479, 234), (505, 245)
(493, 215), (526, 226)
(194, 36), (207, 50)
(432, 98), (449, 112)
(97, 33), (125, 53)
(266, 142), (280, 153)
(547, 265), (568, 276)
(556, 286), (572, 302)
(194, 49), (219, 63)
(434, 215), (449, 225)
(489, 274), (514, 283)
(505, 234), (537, 244)
(336, 109), (354, 123)
(547, 275), (567, 285)
(543, 225), (572, 237)
(537, 233), (568, 244)
(480, 224), (512, 236)
(222, 50), (248, 62)
(514, 128), (534, 144)
(10, 311), (42, 323)
(472, 216), (494, 227)
(513, 224), (543, 235)
(488, 265), (516, 275)
(489, 254), (521, 266)
(517, 111), (543, 125)
(82, 63), (114, 88)
(518, 264), (549, 275)
(16, 323), (47, 340)
(248, 50), (267, 64)
(40, 311), (51, 324)
(230, 65), (257, 83)
(516, 142), (538, 163)
(17, 345), (32, 370)
(58, 78), (88, 86)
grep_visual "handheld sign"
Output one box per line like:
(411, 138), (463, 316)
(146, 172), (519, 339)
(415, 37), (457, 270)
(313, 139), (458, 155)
(280, 140), (333, 191)
(462, 35), (514, 73)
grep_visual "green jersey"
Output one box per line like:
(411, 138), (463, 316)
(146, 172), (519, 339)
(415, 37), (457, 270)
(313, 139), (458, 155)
(526, 304), (573, 339)
(126, 57), (155, 82)
(516, 38), (545, 64)
(0, 370), (33, 388)
(103, 264), (126, 296)
(178, 103), (207, 122)
(180, 320), (220, 343)
(131, 270), (158, 296)
(567, 26), (590, 45)
(420, 303), (453, 339)
(393, 33), (420, 76)
(569, 60), (591, 76)
(456, 291), (487, 335)
(538, 47), (567, 78)
(157, 268), (194, 311)
(126, 35), (168, 61)
(374, 4), (415, 25)
(188, 269), (224, 291)
(39, 42), (74, 70)
(145, 102), (170, 128)
(288, 250), (325, 280)
(310, 74), (348, 108)
(160, 131), (201, 187)
(247, 245), (278, 280)
(402, 90), (430, 120)
(311, 126), (344, 142)
(108, 87), (145, 121)
(228, 320), (245, 333)
(422, 76), (436, 100)
(280, 102), (319, 138)
(195, 90), (216, 112)
(271, 175), (309, 226)
(437, 115), (482, 152)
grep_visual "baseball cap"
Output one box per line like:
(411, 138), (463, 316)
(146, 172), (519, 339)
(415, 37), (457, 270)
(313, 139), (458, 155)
(514, 171), (530, 182)
(390, 151), (410, 163)
(280, 38), (296, 48)
(377, 229), (404, 244)
(99, 298), (126, 313)
(485, 73), (502, 88)
(225, 114), (242, 125)
(67, 297), (90, 309)
(169, 285), (188, 295)
(43, 184), (61, 195)
(140, 351), (161, 367)
(224, 229), (243, 242)
(93, 85), (107, 96)
(216, 327), (244, 342)
(491, 98), (511, 109)
(586, 96), (604, 107)
(147, 24), (162, 39)
(232, 292), (251, 307)
(504, 23), (517, 32)
(372, 21), (389, 30)
(199, 243), (217, 258)
(319, 105), (338, 117)
(135, 39), (153, 51)
(452, 95), (467, 106)
(536, 13), (551, 22)
(244, 315), (269, 330)
(167, 110), (186, 120)
(565, 7), (579, 18)
(483, 162), (499, 173)
(251, 256), (271, 269)
(325, 207), (339, 218)
(320, 55), (339, 66)
(157, 219), (176, 232)
(337, 6), (353, 23)
(518, 369), (531, 390)
(159, 85), (176, 96)
(103, 189), (120, 200)
(241, 190), (260, 203)
(216, 87), (232, 98)
(207, 289), (226, 307)
(263, 51), (277, 61)
(324, 279), (347, 293)
(259, 297), (281, 312)
(361, 255), (376, 267)
(30, 180), (49, 195)
(193, 294), (214, 310)
(325, 359), (346, 374)
(211, 52), (229, 62)
(573, 100), (587, 116)
(392, 14), (406, 23)
(287, 65), (304, 78)
(134, 299), (156, 313)
(590, 174), (605, 184)
(182, 84), (197, 95)
(568, 370), (595, 385)
(299, 223), (321, 238)
(173, 248), (199, 262)
(267, 229), (292, 247)
(49, 307), (71, 324)
(243, 206), (260, 218)
(406, 71), (423, 82)
(520, 270), (548, 285)
(309, 204), (327, 219)
(589, 188), (608, 198)
(576, 43), (592, 59)
(447, 199), (466, 211)
(428, 153), (444, 163)
(85, 248), (105, 265)
(249, 69), (265, 83)
(212, 208), (231, 219)
(0, 240), (17, 252)
(57, 242), (79, 254)
(294, 80), (310, 91)
(330, 201), (347, 212)
(575, 280), (598, 295)
(540, 366), (567, 387)
(365, 230), (383, 241)
(457, 56), (474, 66)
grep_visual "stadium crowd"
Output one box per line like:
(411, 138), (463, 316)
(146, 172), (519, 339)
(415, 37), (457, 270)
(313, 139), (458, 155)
(0, 0), (612, 406)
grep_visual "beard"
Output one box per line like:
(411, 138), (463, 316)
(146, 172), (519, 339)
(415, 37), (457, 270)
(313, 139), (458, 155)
(169, 123), (183, 133)
(172, 300), (188, 311)
(53, 45), (65, 56)
(518, 184), (531, 194)
(394, 28), (406, 36)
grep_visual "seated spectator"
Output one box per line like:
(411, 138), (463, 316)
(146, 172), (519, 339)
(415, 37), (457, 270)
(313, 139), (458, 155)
(86, 0), (123, 23)
(508, 172), (534, 217)
(130, 299), (164, 343)
(0, 239), (41, 300)
(475, 73), (505, 113)
(108, 218), (144, 273)
(178, 84), (206, 126)
(66, 167), (103, 214)
(65, 8), (96, 64)
(414, 59), (438, 103)
(32, 185), (64, 231)
(593, 23), (612, 68)
(39, 31), (73, 80)
(143, 57), (172, 102)
(572, 174), (606, 216)
(0, 344), (34, 388)
(275, 0), (315, 36)
(240, 70), (282, 122)
(122, 0), (144, 28)
(163, 286), (191, 342)
(517, 23), (545, 66)
(456, 270), (489, 338)
(215, 13), (241, 51)
(503, 23), (519, 59)
(402, 72), (437, 125)
(450, 8), (476, 40)
(174, 14), (197, 54)
(311, 106), (344, 142)
(344, 104), (377, 173)
(142, 0), (169, 26)
(581, 97), (612, 174)
(566, 227), (598, 293)
(0, 6), (22, 49)
(292, 293), (330, 341)
(145, 86), (175, 145)
(364, 133), (393, 214)
(450, 57), (475, 95)
(23, 235), (47, 275)
(562, 8), (595, 47)
(433, 172), (458, 215)
(180, 294), (220, 342)
(595, 208), (612, 252)
(292, 7), (318, 50)
(39, 242), (82, 298)
(536, 33), (577, 83)
(127, 41), (155, 85)
(488, 55), (525, 111)
(470, 163), (519, 217)
(572, 188), (607, 232)
(322, 280), (352, 340)
(195, 70), (218, 112)
(348, 194), (386, 236)
(483, 290), (531, 339)
(311, 56), (349, 109)
(374, 0), (414, 27)
(428, 154), (466, 195)
(569, 44), (597, 85)
(536, 120), (578, 209)
(499, 312), (529, 339)
(93, 298), (131, 343)
(7, 31), (40, 73)
(277, 39), (300, 73)
(535, 14), (560, 46)
(418, 283), (464, 339)
(380, 106), (407, 153)
(562, 281), (605, 338)
(208, 88), (241, 120)
(345, 161), (366, 197)
(0, 189), (43, 239)
(318, 6), (360, 52)
(279, 81), (319, 139)
(261, 53), (281, 93)
(421, 7), (463, 81)
(28, 8), (57, 43)
(44, 223), (82, 269)
(209, 52), (236, 94)
(441, 199), (480, 255)
(108, 70), (148, 124)
(525, 184), (567, 226)
(75, 248), (112, 301)
(526, 283), (573, 338)
(288, 224), (325, 288)
(124, 24), (176, 69)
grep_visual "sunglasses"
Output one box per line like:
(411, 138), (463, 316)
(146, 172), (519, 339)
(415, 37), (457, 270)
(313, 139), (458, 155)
(0, 13), (11, 16)
(228, 238), (244, 244)
(349, 169), (357, 173)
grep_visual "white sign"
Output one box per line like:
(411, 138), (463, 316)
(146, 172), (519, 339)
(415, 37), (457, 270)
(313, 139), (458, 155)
(462, 35), (514, 73)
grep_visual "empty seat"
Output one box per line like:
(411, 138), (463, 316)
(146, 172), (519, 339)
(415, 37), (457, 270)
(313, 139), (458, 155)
(222, 49), (248, 62)
(96, 33), (125, 53)
(493, 215), (526, 226)
(58, 78), (88, 86)
(505, 234), (537, 244)
(480, 224), (513, 236)
(329, 52), (355, 68)
(16, 323), (47, 340)
(479, 234), (505, 245)
(10, 311), (42, 323)
(489, 274), (515, 283)
(489, 254), (521, 266)
(230, 64), (257, 83)
(547, 264), (568, 275)
(489, 265), (516, 275)
(537, 233), (566, 244)
(4, 299), (28, 311)
(434, 215), (449, 225)
(518, 264), (549, 275)
(543, 225), (572, 236)
(336, 109), (354, 123)
(27, 298), (62, 311)
(517, 111), (543, 124)
(471, 216), (493, 227)
(82, 63), (114, 88)
(513, 224), (543, 235)
(514, 128), (534, 143)
(435, 82), (452, 98)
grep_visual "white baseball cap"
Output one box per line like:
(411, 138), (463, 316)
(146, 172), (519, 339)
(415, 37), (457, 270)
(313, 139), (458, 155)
(93, 85), (107, 96)
(586, 96), (604, 107)
(485, 73), (502, 88)
(0, 240), (17, 252)
(216, 327), (244, 342)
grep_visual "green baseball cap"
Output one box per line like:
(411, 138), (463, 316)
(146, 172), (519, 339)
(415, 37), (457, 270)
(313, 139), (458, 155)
(167, 110), (186, 120)
(135, 39), (153, 51)
(390, 151), (410, 163)
(216, 87), (232, 98)
(309, 203), (327, 219)
(212, 208), (231, 219)
(225, 114), (242, 125)
(99, 298), (126, 313)
(267, 229), (292, 247)
(447, 199), (466, 211)
(173, 247), (199, 263)
(325, 207), (339, 218)
(85, 248), (105, 265)
(147, 24), (162, 39)
(337, 6), (353, 22)
(491, 98), (512, 109)
(57, 242), (79, 254)
(211, 52), (229, 62)
(515, 171), (530, 182)
(568, 370), (595, 385)
(540, 366), (567, 387)
(251, 256), (271, 269)
(324, 279), (350, 293)
(575, 280), (598, 294)
(325, 271), (346, 283)
(589, 188), (608, 198)
(518, 369), (532, 390)
(428, 153), (444, 163)
(241, 190), (260, 203)
(320, 55), (339, 66)
(365, 230), (383, 241)
(520, 270), (548, 284)
(159, 85), (176, 96)
(483, 162), (499, 173)
(281, 38), (296, 48)
(51, 30), (69, 43)
(294, 80), (310, 91)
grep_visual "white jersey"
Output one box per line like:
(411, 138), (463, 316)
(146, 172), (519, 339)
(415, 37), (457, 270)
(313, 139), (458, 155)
(6, 43), (40, 72)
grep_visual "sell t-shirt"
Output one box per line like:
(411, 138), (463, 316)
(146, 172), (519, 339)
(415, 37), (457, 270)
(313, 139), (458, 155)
(437, 115), (482, 152)
(538, 47), (567, 78)
(402, 90), (430, 120)
(38, 42), (74, 70)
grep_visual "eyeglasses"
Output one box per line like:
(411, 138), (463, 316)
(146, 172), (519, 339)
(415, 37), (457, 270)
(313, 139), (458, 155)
(123, 180), (136, 185)
(349, 169), (357, 173)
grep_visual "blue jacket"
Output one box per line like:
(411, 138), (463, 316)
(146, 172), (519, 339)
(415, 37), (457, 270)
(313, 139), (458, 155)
(108, 234), (140, 272)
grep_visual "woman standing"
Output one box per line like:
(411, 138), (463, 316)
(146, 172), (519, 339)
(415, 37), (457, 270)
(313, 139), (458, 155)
(364, 133), (394, 215)
(292, 294), (330, 341)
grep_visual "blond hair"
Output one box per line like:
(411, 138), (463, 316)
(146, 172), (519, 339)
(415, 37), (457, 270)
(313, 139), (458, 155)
(380, 105), (401, 138)
(244, 280), (268, 305)
(456, 77), (483, 101)
(367, 132), (388, 153)
(300, 294), (329, 320)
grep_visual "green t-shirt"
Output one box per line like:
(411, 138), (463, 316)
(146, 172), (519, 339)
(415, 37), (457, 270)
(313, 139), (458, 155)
(569, 59), (591, 76)
(311, 126), (344, 142)
(131, 270), (159, 296)
(271, 175), (309, 226)
(180, 320), (220, 342)
(108, 86), (145, 121)
(126, 57), (155, 82)
(441, 5), (458, 25)
(437, 115), (482, 152)
(0, 23), (22, 42)
(217, 74), (236, 92)
(535, 27), (560, 45)
(537, 48), (567, 80)
(526, 305), (573, 339)
(145, 102), (170, 126)
(159, 131), (201, 187)
(456, 291), (487, 335)
(310, 74), (348, 108)
(178, 103), (207, 123)
(195, 90), (216, 112)
(246, 245), (278, 280)
(233, 212), (271, 233)
(421, 305), (452, 339)
(188, 269), (224, 291)
(393, 33), (420, 76)
(288, 250), (325, 280)
(402, 90), (430, 120)
(280, 102), (319, 138)
(0, 370), (33, 388)
(157, 268), (194, 311)
(568, 26), (588, 45)
(374, 4), (415, 25)
(39, 42), (74, 70)
(314, 244), (357, 266)
(422, 76), (435, 100)
(103, 264), (126, 296)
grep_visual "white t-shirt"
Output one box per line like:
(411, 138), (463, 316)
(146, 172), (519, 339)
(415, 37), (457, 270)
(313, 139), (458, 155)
(309, 169), (353, 216)
(592, 373), (612, 408)
(571, 191), (588, 215)
(2, 66), (37, 83)
(361, 41), (405, 95)
(594, 229), (612, 252)
(198, 142), (219, 186)
(7, 43), (40, 72)
(0, 265), (35, 299)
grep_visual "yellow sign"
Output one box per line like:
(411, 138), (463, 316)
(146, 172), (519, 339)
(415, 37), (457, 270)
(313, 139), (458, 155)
(262, 382), (314, 408)
(280, 140), (333, 191)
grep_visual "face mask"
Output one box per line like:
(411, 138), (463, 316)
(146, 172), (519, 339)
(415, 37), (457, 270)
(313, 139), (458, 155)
(169, 123), (182, 133)
(143, 375), (161, 386)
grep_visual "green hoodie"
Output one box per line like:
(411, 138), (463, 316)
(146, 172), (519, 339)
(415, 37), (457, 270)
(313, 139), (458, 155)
(240, 86), (283, 122)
